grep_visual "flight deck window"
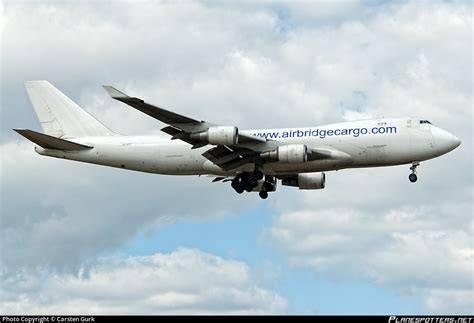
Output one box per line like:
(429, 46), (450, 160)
(420, 120), (432, 124)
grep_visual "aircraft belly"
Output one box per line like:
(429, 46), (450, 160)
(157, 153), (203, 175)
(43, 142), (204, 175)
(332, 132), (414, 166)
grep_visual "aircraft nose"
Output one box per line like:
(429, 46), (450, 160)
(431, 126), (461, 154)
(453, 135), (461, 148)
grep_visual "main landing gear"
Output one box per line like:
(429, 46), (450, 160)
(231, 171), (260, 193)
(258, 179), (275, 199)
(231, 170), (274, 199)
(409, 161), (420, 183)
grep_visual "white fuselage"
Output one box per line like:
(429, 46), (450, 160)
(35, 117), (460, 176)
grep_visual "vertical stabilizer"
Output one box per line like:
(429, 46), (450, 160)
(24, 81), (115, 138)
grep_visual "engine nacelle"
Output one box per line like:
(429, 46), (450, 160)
(261, 144), (308, 163)
(192, 126), (238, 145)
(281, 172), (325, 190)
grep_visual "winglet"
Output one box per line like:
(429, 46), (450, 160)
(102, 85), (129, 99)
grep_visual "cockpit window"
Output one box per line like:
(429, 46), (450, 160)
(420, 120), (432, 124)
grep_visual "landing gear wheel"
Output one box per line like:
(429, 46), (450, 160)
(409, 161), (420, 183)
(259, 190), (268, 199)
(248, 178), (258, 188)
(254, 170), (264, 180)
(232, 177), (244, 193)
(264, 181), (274, 192)
(231, 180), (240, 190)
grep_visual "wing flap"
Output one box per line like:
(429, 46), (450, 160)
(161, 126), (198, 145)
(202, 145), (259, 171)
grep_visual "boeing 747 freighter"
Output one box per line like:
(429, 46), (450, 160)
(15, 81), (461, 199)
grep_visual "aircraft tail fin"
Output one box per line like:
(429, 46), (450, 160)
(24, 81), (115, 138)
(13, 129), (93, 151)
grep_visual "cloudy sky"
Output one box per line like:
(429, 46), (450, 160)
(1, 0), (472, 315)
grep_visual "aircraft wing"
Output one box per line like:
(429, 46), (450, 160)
(103, 85), (267, 171)
(102, 86), (266, 149)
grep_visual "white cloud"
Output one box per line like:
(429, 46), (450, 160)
(425, 289), (474, 315)
(265, 199), (473, 313)
(266, 204), (472, 282)
(2, 0), (471, 134)
(1, 248), (287, 314)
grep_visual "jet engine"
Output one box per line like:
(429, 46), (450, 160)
(260, 144), (308, 163)
(281, 172), (325, 190)
(191, 126), (238, 145)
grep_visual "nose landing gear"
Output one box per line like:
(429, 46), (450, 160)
(409, 161), (420, 183)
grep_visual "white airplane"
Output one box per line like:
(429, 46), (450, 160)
(15, 81), (461, 199)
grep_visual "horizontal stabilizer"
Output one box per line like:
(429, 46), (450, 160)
(13, 129), (93, 151)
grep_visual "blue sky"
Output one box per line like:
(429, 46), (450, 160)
(1, 0), (472, 315)
(123, 209), (422, 314)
